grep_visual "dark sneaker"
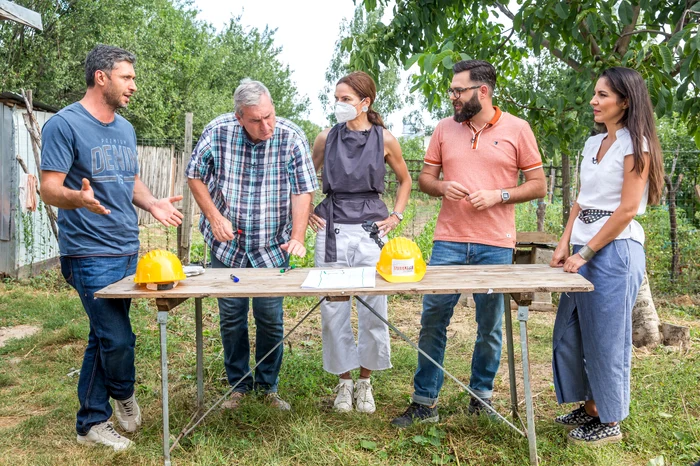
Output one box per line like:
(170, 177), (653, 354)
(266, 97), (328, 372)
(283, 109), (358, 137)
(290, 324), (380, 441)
(568, 418), (622, 445)
(467, 396), (501, 421)
(555, 404), (596, 429)
(390, 402), (439, 428)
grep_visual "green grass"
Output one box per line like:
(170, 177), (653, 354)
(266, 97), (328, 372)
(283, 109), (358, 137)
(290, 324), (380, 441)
(1, 200), (699, 465)
(1, 276), (698, 465)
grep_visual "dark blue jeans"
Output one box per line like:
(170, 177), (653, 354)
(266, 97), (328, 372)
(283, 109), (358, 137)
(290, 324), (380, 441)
(60, 254), (138, 435)
(413, 241), (513, 406)
(211, 253), (285, 394)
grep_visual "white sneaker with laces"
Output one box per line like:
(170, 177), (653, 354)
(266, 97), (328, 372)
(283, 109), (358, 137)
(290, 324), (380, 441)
(114, 393), (142, 432)
(77, 421), (133, 451)
(354, 379), (376, 414)
(333, 379), (353, 413)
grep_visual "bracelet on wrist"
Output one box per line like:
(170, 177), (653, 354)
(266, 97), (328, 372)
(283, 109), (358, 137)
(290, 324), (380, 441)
(578, 245), (597, 261)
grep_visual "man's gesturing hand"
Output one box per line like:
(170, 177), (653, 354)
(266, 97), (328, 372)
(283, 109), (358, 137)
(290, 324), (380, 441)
(80, 178), (111, 214)
(150, 195), (184, 227)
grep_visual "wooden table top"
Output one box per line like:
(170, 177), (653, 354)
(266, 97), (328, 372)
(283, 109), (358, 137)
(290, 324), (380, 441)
(95, 264), (593, 300)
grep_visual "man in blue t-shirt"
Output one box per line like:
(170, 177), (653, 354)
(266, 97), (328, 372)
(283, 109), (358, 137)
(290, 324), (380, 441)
(40, 45), (183, 451)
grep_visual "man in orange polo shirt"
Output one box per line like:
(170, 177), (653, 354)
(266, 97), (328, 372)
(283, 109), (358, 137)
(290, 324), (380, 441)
(392, 60), (547, 427)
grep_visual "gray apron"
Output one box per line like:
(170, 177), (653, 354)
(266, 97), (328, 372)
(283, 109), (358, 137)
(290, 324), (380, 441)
(314, 123), (388, 262)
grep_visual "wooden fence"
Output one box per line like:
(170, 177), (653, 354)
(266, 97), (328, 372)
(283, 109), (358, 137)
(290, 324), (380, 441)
(137, 144), (200, 225)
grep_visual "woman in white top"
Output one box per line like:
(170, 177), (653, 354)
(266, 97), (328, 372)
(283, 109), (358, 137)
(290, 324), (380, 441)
(549, 67), (664, 445)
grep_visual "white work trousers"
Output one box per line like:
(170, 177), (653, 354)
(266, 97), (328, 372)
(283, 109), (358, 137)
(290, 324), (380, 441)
(315, 223), (392, 375)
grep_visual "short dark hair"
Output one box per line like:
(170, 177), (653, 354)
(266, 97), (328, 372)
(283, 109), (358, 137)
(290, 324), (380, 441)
(85, 45), (136, 87)
(452, 60), (496, 94)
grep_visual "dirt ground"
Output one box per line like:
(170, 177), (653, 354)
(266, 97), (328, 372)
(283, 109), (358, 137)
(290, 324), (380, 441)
(0, 325), (40, 348)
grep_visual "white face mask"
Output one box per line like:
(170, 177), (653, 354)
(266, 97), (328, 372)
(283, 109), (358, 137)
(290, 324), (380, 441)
(334, 101), (359, 123)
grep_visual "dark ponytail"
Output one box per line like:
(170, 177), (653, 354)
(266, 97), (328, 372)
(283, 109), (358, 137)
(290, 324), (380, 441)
(367, 109), (385, 128)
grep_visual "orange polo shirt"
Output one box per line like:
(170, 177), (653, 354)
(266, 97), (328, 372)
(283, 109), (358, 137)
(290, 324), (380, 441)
(424, 107), (543, 248)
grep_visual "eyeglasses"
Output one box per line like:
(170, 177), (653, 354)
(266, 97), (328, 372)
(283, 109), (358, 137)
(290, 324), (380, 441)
(447, 85), (481, 99)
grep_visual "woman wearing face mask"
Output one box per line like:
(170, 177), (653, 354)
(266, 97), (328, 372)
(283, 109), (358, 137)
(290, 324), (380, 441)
(309, 71), (411, 414)
(549, 67), (664, 444)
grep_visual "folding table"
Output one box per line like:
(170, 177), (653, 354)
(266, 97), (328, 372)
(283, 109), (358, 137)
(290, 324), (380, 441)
(96, 263), (593, 465)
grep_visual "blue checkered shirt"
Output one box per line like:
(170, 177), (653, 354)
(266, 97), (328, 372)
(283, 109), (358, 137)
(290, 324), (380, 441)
(186, 114), (318, 268)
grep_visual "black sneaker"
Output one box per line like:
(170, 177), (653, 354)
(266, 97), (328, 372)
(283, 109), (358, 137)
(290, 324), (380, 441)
(467, 396), (500, 421)
(390, 402), (439, 428)
(568, 418), (622, 445)
(555, 404), (596, 429)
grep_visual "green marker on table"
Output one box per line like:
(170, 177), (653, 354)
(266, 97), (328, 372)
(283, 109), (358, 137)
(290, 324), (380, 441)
(280, 265), (296, 273)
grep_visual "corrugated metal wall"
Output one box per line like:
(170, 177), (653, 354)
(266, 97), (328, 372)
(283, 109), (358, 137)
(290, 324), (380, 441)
(0, 104), (15, 275)
(13, 106), (60, 277)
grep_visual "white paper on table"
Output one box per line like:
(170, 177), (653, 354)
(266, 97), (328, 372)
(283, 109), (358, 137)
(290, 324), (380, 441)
(301, 267), (376, 289)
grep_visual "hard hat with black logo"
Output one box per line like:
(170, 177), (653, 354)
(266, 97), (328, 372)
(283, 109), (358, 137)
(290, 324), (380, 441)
(376, 237), (427, 283)
(134, 250), (186, 290)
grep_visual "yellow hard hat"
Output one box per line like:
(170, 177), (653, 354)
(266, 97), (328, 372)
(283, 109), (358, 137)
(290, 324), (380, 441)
(134, 250), (186, 290)
(376, 237), (427, 283)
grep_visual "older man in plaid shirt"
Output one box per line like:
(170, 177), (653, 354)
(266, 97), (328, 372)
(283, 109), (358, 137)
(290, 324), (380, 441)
(186, 79), (318, 411)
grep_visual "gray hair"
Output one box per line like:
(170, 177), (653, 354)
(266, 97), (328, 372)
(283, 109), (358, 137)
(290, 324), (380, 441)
(234, 79), (273, 116)
(85, 44), (136, 87)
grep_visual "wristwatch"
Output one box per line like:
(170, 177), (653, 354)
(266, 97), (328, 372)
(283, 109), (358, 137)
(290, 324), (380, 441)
(391, 211), (404, 222)
(500, 189), (511, 203)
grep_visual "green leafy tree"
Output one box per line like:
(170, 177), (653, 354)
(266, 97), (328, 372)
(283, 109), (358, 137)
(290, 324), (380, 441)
(0, 0), (308, 139)
(345, 0), (700, 224)
(319, 5), (409, 128)
(347, 0), (700, 142)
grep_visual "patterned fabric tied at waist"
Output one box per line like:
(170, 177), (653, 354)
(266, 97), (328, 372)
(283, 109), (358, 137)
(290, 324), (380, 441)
(324, 191), (380, 263)
(578, 209), (615, 224)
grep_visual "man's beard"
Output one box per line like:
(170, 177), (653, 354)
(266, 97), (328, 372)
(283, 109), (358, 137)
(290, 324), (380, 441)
(453, 92), (482, 123)
(104, 83), (127, 110)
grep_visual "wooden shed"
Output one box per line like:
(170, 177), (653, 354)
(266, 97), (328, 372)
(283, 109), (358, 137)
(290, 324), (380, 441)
(0, 92), (59, 278)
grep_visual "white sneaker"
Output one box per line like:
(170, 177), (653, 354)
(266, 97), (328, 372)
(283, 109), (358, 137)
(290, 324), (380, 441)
(77, 421), (133, 451)
(333, 380), (354, 413)
(354, 379), (376, 414)
(114, 394), (142, 432)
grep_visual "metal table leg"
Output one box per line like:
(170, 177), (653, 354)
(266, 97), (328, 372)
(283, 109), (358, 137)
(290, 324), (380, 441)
(354, 296), (525, 434)
(517, 305), (538, 466)
(157, 310), (172, 466)
(195, 298), (204, 411)
(504, 294), (519, 420)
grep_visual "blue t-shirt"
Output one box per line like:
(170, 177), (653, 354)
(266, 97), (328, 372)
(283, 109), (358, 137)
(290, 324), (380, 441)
(41, 102), (140, 256)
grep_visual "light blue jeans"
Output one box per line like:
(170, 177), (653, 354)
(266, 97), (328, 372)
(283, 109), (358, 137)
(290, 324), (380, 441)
(412, 241), (513, 406)
(552, 239), (645, 423)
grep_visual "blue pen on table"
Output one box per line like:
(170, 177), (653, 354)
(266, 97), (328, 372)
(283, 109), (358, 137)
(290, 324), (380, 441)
(229, 274), (239, 283)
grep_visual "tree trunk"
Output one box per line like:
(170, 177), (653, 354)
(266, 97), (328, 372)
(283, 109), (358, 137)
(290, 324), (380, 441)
(660, 322), (691, 348)
(664, 150), (683, 282)
(561, 152), (571, 228)
(632, 273), (661, 348)
(536, 200), (546, 232)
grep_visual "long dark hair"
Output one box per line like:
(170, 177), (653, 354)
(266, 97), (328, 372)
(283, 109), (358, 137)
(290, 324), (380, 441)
(336, 71), (386, 128)
(599, 67), (664, 204)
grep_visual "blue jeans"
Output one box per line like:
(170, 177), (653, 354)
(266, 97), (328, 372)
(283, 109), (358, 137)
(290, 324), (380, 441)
(60, 254), (138, 436)
(211, 253), (285, 394)
(413, 241), (513, 406)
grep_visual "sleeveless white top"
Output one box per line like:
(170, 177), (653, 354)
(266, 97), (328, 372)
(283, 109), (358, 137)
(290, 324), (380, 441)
(571, 128), (649, 246)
